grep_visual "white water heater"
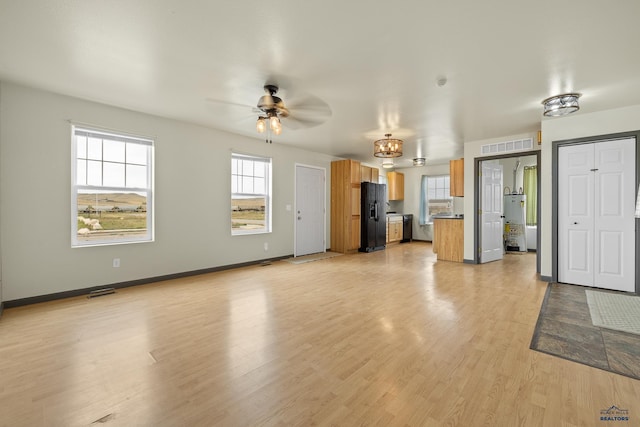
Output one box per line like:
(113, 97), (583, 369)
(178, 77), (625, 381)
(504, 194), (527, 252)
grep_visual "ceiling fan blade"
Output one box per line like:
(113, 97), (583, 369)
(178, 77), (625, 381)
(283, 115), (327, 130)
(285, 94), (332, 126)
(205, 97), (254, 110)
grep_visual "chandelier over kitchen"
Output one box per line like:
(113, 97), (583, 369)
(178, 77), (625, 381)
(373, 133), (403, 158)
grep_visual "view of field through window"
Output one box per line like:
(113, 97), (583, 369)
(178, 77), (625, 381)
(231, 196), (266, 231)
(76, 191), (148, 242)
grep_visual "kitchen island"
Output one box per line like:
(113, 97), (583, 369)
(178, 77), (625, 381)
(432, 216), (464, 262)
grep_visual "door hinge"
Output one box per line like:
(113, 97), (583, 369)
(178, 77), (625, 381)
(478, 209), (482, 215)
(478, 247), (482, 252)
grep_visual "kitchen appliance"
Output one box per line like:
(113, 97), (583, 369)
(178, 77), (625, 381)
(360, 182), (387, 252)
(504, 194), (527, 252)
(401, 214), (413, 243)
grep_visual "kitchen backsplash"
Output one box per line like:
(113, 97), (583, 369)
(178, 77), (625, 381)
(388, 200), (403, 213)
(452, 197), (464, 215)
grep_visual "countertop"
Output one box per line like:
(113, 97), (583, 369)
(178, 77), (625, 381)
(433, 215), (464, 220)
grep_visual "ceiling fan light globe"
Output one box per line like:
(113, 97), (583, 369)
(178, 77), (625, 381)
(256, 118), (266, 133)
(270, 116), (280, 130)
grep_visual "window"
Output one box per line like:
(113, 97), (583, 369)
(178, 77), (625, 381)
(231, 153), (272, 235)
(71, 126), (154, 247)
(419, 175), (452, 224)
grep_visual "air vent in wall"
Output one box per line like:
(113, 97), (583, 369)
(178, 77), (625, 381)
(481, 138), (533, 155)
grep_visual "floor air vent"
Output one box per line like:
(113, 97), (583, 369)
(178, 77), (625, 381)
(88, 288), (116, 298)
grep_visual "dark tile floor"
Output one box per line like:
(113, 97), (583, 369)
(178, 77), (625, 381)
(530, 283), (640, 380)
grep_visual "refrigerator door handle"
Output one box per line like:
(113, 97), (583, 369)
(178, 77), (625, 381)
(374, 202), (379, 221)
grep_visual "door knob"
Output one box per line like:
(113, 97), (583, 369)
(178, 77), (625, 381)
(573, 222), (578, 225)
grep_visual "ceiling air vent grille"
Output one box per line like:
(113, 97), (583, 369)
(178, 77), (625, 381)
(481, 138), (533, 155)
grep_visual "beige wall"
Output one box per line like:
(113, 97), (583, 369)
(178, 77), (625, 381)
(0, 82), (336, 301)
(0, 82), (2, 307)
(540, 104), (640, 278)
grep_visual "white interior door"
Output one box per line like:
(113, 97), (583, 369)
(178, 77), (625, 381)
(480, 162), (504, 263)
(295, 165), (325, 257)
(558, 138), (635, 291)
(558, 144), (594, 286)
(594, 139), (636, 291)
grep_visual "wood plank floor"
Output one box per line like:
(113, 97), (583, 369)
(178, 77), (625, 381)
(1, 242), (639, 426)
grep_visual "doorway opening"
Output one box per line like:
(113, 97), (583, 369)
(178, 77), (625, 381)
(474, 150), (541, 273)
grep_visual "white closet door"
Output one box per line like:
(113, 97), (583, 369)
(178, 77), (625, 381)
(593, 139), (635, 291)
(559, 144), (594, 286)
(558, 138), (636, 291)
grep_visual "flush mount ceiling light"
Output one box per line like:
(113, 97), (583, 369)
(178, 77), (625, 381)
(382, 159), (395, 169)
(413, 157), (425, 167)
(542, 93), (581, 117)
(374, 133), (403, 158)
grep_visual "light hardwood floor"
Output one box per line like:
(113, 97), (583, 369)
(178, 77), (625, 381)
(1, 242), (638, 426)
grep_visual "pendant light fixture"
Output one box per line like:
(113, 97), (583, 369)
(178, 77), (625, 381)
(542, 93), (581, 117)
(374, 133), (403, 158)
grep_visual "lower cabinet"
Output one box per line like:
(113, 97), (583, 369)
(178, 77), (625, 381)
(387, 216), (403, 243)
(433, 218), (463, 262)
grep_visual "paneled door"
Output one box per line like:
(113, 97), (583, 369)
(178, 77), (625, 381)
(558, 138), (636, 291)
(480, 162), (504, 263)
(295, 165), (326, 257)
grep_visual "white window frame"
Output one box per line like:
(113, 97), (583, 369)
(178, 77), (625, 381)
(420, 174), (453, 224)
(71, 125), (154, 247)
(231, 153), (272, 235)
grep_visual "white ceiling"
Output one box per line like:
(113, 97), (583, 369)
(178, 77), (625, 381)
(2, 1), (640, 167)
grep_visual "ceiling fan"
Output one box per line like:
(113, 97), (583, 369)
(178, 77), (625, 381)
(206, 80), (332, 143)
(255, 85), (288, 142)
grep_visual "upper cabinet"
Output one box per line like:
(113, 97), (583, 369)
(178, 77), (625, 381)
(450, 158), (464, 197)
(360, 165), (379, 183)
(387, 171), (404, 200)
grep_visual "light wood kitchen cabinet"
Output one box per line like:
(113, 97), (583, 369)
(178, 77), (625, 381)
(331, 159), (361, 253)
(387, 171), (404, 200)
(386, 217), (403, 243)
(432, 218), (463, 262)
(450, 158), (464, 196)
(360, 165), (379, 183)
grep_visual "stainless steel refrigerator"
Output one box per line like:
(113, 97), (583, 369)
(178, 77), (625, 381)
(360, 182), (386, 252)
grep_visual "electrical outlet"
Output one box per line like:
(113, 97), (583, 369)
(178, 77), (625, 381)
(264, 242), (269, 251)
(113, 258), (120, 268)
